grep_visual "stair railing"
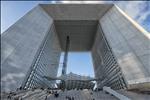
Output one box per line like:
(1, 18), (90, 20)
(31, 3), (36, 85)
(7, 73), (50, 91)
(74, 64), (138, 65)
(103, 86), (131, 100)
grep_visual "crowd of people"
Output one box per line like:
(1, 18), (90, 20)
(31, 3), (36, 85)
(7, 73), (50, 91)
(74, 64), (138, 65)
(2, 87), (105, 100)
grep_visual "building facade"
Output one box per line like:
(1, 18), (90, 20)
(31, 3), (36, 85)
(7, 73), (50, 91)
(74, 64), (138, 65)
(1, 4), (150, 92)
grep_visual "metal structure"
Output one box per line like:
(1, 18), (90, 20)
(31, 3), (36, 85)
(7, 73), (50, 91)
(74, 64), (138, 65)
(62, 36), (70, 75)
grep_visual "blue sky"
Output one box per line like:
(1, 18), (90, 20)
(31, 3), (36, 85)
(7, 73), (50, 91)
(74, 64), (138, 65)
(1, 1), (150, 77)
(58, 52), (94, 77)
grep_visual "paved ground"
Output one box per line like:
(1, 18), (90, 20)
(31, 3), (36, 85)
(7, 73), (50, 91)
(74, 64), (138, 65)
(1, 89), (118, 100)
(117, 90), (150, 100)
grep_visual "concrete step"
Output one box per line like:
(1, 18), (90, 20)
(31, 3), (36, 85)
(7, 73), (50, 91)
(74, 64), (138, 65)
(1, 89), (119, 100)
(47, 90), (118, 100)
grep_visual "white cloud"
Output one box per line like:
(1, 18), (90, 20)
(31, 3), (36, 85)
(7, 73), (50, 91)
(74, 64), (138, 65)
(115, 1), (150, 32)
(116, 1), (142, 18)
(49, 1), (57, 4)
(1, 73), (25, 81)
(137, 8), (150, 24)
(1, 73), (25, 91)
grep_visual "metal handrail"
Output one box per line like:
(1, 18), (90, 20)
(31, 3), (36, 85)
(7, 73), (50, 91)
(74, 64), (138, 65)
(103, 86), (131, 100)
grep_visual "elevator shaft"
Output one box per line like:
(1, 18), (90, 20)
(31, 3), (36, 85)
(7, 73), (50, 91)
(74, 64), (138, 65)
(62, 36), (70, 75)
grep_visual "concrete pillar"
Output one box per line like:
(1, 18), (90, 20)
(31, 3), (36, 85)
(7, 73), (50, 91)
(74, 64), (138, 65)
(99, 5), (150, 89)
(1, 5), (61, 92)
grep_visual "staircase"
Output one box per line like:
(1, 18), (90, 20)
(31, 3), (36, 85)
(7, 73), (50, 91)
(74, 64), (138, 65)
(2, 87), (150, 100)
(1, 89), (118, 100)
(47, 90), (118, 100)
(1, 89), (48, 100)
